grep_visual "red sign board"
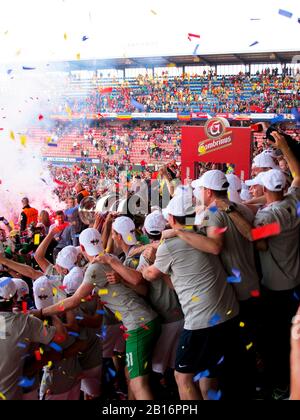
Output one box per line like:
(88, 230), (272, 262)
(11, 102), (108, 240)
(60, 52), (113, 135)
(181, 120), (252, 181)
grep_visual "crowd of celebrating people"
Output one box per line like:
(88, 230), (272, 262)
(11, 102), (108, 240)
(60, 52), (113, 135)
(61, 68), (300, 115)
(1, 123), (300, 401)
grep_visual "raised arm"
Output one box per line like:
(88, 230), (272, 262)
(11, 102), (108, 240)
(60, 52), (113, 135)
(0, 254), (42, 280)
(273, 132), (300, 188)
(35, 229), (57, 272)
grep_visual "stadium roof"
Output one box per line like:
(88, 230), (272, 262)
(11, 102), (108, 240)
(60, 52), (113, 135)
(47, 50), (300, 72)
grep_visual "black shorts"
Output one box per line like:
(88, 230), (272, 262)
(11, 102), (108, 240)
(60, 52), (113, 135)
(175, 318), (239, 376)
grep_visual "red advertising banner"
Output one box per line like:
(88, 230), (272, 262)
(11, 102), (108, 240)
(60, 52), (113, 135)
(181, 118), (252, 181)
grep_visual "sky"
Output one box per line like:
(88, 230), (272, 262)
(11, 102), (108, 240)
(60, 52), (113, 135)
(0, 0), (299, 65)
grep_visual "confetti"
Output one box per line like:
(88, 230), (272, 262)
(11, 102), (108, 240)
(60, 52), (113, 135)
(217, 356), (225, 365)
(144, 361), (148, 369)
(150, 10), (157, 15)
(209, 314), (221, 327)
(278, 9), (293, 18)
(34, 350), (41, 361)
(188, 33), (200, 41)
(293, 291), (300, 301)
(101, 325), (107, 339)
(18, 377), (35, 388)
(76, 53), (81, 60)
(226, 310), (232, 316)
(191, 296), (200, 302)
(98, 289), (109, 296)
(227, 276), (241, 284)
(68, 332), (80, 338)
(47, 361), (52, 368)
(38, 114), (44, 121)
(0, 393), (6, 400)
(112, 292), (118, 298)
(251, 290), (260, 298)
(140, 323), (150, 331)
(64, 33), (67, 40)
(49, 343), (63, 352)
(193, 370), (210, 382)
(127, 235), (133, 242)
(232, 268), (241, 278)
(208, 390), (222, 401)
(193, 44), (200, 55)
(7, 69), (13, 75)
(34, 234), (40, 245)
(246, 342), (253, 351)
(249, 41), (259, 47)
(22, 302), (27, 314)
(115, 311), (122, 321)
(240, 322), (245, 328)
(82, 36), (89, 41)
(123, 333), (130, 340)
(209, 206), (218, 214)
(96, 310), (105, 315)
(20, 135), (27, 147)
(120, 325), (128, 332)
(39, 347), (44, 355)
(75, 316), (84, 321)
(17, 342), (27, 349)
(22, 66), (36, 71)
(108, 368), (117, 378)
(251, 223), (281, 240)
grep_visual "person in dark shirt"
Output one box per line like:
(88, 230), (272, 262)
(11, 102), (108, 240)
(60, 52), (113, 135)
(75, 183), (89, 205)
(20, 198), (38, 233)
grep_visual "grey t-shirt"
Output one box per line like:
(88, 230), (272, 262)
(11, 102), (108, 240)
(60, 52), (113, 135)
(83, 263), (158, 331)
(138, 255), (184, 324)
(154, 238), (239, 331)
(254, 187), (300, 291)
(0, 313), (56, 400)
(202, 203), (260, 301)
(45, 264), (67, 303)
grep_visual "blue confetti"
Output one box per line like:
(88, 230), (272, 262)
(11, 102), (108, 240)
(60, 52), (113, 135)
(217, 356), (225, 365)
(75, 316), (84, 321)
(209, 206), (218, 214)
(208, 389), (222, 401)
(108, 368), (117, 378)
(209, 314), (221, 327)
(297, 202), (300, 217)
(7, 69), (13, 75)
(193, 44), (200, 56)
(232, 268), (241, 278)
(278, 9), (293, 18)
(0, 277), (13, 288)
(17, 342), (27, 349)
(249, 41), (259, 47)
(49, 343), (63, 352)
(193, 370), (210, 382)
(227, 276), (241, 284)
(22, 66), (36, 70)
(18, 377), (35, 388)
(96, 310), (105, 315)
(68, 332), (80, 338)
(82, 36), (89, 41)
(101, 325), (107, 339)
(294, 291), (300, 302)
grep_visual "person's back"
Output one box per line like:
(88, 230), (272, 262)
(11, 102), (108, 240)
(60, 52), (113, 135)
(0, 312), (56, 400)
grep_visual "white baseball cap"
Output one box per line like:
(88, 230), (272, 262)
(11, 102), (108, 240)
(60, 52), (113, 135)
(226, 174), (242, 192)
(246, 170), (286, 192)
(144, 211), (166, 235)
(79, 228), (104, 257)
(112, 217), (137, 246)
(245, 172), (266, 187)
(252, 153), (277, 169)
(12, 279), (30, 302)
(56, 246), (79, 271)
(192, 170), (229, 191)
(0, 277), (17, 301)
(33, 276), (54, 310)
(163, 192), (195, 218)
(63, 267), (84, 295)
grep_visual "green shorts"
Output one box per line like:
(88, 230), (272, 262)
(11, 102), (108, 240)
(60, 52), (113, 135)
(126, 317), (161, 380)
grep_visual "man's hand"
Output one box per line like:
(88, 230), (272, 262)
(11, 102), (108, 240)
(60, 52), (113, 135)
(106, 271), (122, 285)
(142, 247), (157, 264)
(272, 131), (289, 151)
(93, 254), (114, 266)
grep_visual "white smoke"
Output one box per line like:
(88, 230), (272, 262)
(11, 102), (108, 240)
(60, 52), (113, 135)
(0, 67), (63, 222)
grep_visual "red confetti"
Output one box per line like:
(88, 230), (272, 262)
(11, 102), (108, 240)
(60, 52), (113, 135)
(123, 333), (130, 340)
(34, 350), (41, 361)
(58, 285), (67, 291)
(54, 334), (65, 344)
(251, 223), (281, 241)
(251, 290), (260, 298)
(22, 302), (27, 314)
(140, 323), (150, 331)
(120, 325), (128, 332)
(38, 114), (44, 121)
(188, 33), (200, 41)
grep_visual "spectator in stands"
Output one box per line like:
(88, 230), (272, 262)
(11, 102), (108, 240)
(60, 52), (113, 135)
(20, 198), (38, 233)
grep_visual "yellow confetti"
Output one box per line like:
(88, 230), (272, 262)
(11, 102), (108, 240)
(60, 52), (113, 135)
(150, 9), (157, 15)
(112, 292), (118, 298)
(246, 343), (253, 351)
(9, 221), (14, 230)
(192, 296), (200, 302)
(39, 347), (44, 355)
(98, 252), (104, 257)
(226, 310), (232, 316)
(43, 320), (48, 326)
(144, 361), (148, 369)
(10, 131), (15, 140)
(292, 172), (296, 178)
(76, 53), (81, 60)
(46, 137), (52, 144)
(81, 299), (86, 303)
(98, 289), (109, 296)
(64, 33), (67, 40)
(47, 361), (52, 368)
(140, 317), (145, 321)
(52, 288), (57, 297)
(20, 134), (27, 147)
(34, 234), (40, 245)
(115, 311), (122, 321)
(240, 322), (245, 328)
(0, 392), (7, 400)
(65, 105), (72, 119)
